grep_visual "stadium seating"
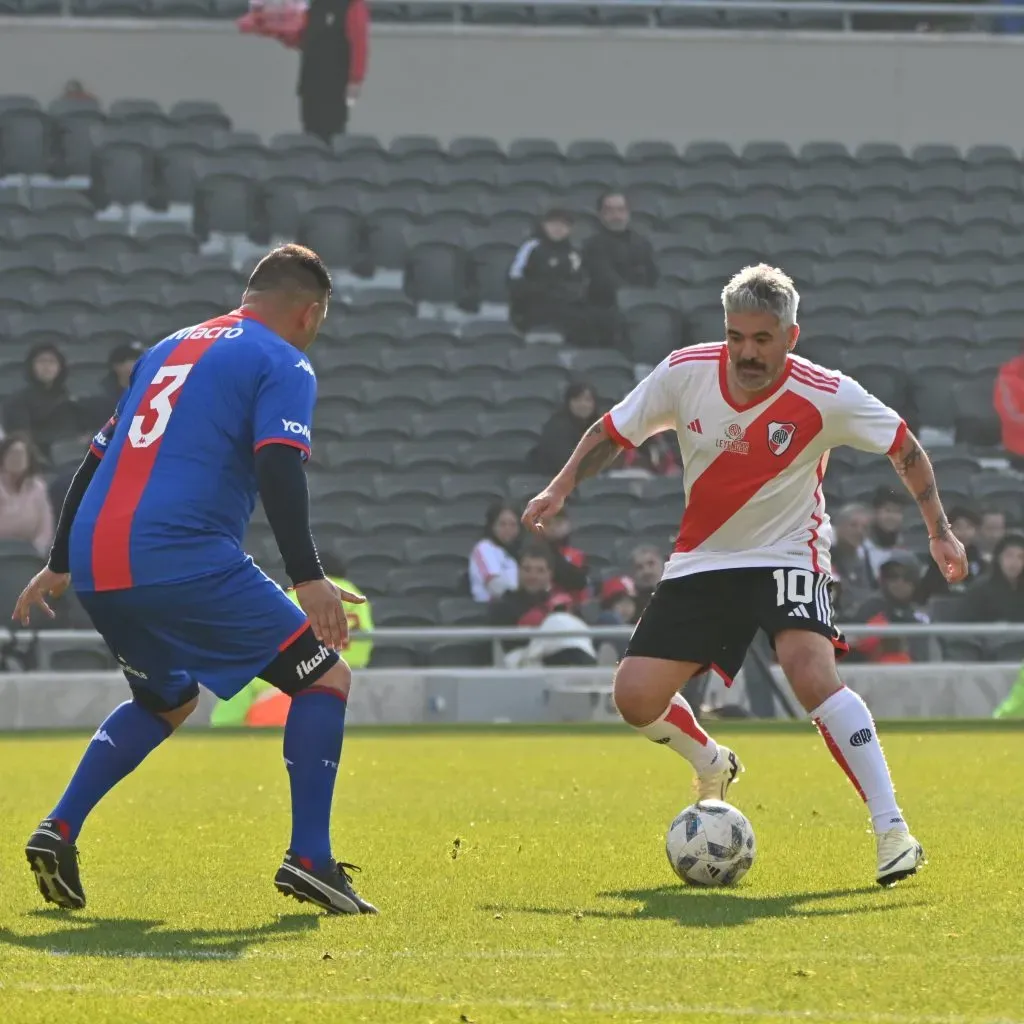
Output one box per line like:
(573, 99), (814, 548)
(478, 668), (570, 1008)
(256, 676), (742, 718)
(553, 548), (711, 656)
(1, 94), (1022, 662)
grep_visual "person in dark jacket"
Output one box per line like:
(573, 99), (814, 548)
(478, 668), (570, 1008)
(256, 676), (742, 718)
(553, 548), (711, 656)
(298, 0), (370, 142)
(2, 343), (81, 461)
(958, 534), (1024, 623)
(829, 502), (875, 617)
(78, 341), (145, 431)
(508, 210), (611, 347)
(528, 381), (598, 476)
(582, 192), (658, 309)
(917, 505), (984, 603)
(851, 553), (931, 664)
(538, 507), (590, 600)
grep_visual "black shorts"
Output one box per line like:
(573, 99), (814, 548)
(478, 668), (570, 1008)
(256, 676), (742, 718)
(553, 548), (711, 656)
(625, 567), (848, 683)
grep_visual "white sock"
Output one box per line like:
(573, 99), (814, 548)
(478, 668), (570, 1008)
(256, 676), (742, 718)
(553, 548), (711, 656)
(811, 686), (907, 835)
(637, 694), (721, 774)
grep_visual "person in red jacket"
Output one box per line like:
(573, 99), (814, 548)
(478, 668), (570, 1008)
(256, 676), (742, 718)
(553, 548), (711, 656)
(994, 350), (1024, 470)
(238, 0), (369, 142)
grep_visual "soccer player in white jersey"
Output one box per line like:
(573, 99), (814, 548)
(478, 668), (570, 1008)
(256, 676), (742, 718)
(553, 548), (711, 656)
(523, 265), (968, 887)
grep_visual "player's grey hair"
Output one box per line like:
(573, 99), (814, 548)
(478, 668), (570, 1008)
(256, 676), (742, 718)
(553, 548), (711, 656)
(835, 502), (871, 526)
(721, 264), (800, 329)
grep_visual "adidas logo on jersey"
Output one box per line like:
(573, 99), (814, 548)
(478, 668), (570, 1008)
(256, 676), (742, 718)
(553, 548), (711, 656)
(294, 359), (315, 377)
(686, 419), (703, 434)
(788, 606), (811, 618)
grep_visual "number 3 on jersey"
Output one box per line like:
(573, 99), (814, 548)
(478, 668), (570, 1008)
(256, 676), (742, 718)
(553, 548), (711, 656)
(129, 365), (193, 449)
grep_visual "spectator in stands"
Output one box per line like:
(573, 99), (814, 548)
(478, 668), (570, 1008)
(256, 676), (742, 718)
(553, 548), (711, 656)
(529, 382), (599, 477)
(537, 507), (590, 600)
(829, 502), (875, 617)
(917, 506), (983, 603)
(240, 0), (369, 141)
(489, 545), (575, 628)
(582, 192), (659, 310)
(298, 0), (369, 141)
(594, 575), (637, 662)
(490, 545), (594, 666)
(862, 486), (911, 585)
(958, 534), (1024, 624)
(994, 346), (1024, 470)
(0, 434), (54, 557)
(508, 211), (612, 347)
(78, 342), (145, 432)
(2, 343), (81, 461)
(851, 552), (931, 664)
(619, 434), (681, 477)
(978, 509), (1007, 568)
(630, 543), (664, 619)
(469, 501), (520, 603)
(61, 79), (97, 103)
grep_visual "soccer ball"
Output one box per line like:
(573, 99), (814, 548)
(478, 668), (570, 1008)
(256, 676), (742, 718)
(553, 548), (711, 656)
(665, 800), (756, 887)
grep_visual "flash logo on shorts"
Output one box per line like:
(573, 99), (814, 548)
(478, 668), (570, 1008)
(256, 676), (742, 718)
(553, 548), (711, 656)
(117, 656), (148, 680)
(296, 644), (331, 680)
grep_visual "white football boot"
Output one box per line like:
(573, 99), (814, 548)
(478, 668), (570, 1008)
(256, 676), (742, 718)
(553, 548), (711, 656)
(876, 829), (924, 887)
(695, 746), (743, 803)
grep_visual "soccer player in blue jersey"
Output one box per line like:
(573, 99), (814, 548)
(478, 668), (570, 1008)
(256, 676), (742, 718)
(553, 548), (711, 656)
(13, 244), (377, 915)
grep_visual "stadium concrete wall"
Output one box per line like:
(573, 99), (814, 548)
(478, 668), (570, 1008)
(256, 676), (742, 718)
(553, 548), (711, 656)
(0, 664), (1016, 728)
(2, 19), (1023, 147)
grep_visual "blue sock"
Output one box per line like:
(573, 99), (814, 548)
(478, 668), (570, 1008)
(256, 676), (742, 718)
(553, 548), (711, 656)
(283, 686), (346, 870)
(50, 701), (172, 842)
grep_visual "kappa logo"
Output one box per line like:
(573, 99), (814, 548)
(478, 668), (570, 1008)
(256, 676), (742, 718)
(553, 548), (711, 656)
(850, 727), (873, 747)
(92, 729), (116, 748)
(767, 420), (797, 456)
(322, 759), (339, 770)
(295, 643), (331, 680)
(294, 359), (315, 377)
(281, 419), (312, 441)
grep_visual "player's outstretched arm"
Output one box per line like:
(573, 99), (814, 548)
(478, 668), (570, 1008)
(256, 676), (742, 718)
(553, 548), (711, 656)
(889, 429), (969, 584)
(522, 419), (623, 533)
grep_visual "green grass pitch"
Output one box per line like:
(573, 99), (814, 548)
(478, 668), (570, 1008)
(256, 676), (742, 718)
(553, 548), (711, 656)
(1, 723), (1023, 1024)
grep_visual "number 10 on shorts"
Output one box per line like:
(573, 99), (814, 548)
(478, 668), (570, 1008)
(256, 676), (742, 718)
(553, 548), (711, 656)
(773, 568), (814, 606)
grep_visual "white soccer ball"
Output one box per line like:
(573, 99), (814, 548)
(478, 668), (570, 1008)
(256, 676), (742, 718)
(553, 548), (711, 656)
(665, 800), (756, 887)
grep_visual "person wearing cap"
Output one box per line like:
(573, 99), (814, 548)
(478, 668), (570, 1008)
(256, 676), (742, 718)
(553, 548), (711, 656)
(77, 342), (146, 433)
(851, 552), (931, 664)
(594, 575), (637, 662)
(507, 210), (611, 347)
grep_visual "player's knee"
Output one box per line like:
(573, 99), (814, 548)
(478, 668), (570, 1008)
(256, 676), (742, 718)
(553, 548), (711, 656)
(154, 694), (199, 732)
(613, 664), (661, 727)
(776, 635), (841, 710)
(303, 657), (351, 698)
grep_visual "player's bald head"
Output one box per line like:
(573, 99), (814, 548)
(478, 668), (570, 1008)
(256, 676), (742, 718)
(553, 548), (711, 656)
(245, 244), (332, 302)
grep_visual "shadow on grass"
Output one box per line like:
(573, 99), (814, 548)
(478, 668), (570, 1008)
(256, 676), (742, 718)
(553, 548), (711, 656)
(0, 911), (318, 961)
(486, 885), (922, 928)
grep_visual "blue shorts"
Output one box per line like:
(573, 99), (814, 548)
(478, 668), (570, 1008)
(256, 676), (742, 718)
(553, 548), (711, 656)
(77, 559), (320, 710)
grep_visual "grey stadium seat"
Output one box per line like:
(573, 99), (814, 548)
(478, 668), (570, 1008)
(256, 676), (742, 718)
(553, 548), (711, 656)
(298, 204), (363, 270)
(193, 168), (256, 238)
(90, 135), (157, 207)
(0, 104), (52, 175)
(404, 240), (469, 305)
(169, 100), (230, 133)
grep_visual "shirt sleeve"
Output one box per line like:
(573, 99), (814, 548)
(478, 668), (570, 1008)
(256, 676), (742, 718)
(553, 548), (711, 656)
(252, 352), (317, 460)
(602, 358), (679, 450)
(831, 375), (907, 456)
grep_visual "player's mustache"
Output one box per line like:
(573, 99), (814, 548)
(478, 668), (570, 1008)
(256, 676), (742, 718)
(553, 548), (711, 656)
(737, 360), (766, 372)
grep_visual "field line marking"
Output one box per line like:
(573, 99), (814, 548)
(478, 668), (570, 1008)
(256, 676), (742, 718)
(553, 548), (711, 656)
(0, 980), (1021, 1024)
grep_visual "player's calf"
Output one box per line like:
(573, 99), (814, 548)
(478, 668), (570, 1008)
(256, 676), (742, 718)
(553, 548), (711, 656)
(614, 657), (742, 799)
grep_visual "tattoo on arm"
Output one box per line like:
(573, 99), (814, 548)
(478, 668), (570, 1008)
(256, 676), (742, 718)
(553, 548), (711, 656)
(896, 439), (923, 476)
(575, 438), (620, 483)
(915, 483), (936, 504)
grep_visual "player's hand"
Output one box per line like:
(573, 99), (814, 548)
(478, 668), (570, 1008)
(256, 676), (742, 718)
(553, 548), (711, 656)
(930, 534), (969, 584)
(522, 487), (567, 534)
(295, 578), (365, 651)
(12, 568), (70, 626)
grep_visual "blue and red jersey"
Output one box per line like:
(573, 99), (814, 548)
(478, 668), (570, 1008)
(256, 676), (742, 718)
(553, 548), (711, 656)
(70, 311), (317, 592)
